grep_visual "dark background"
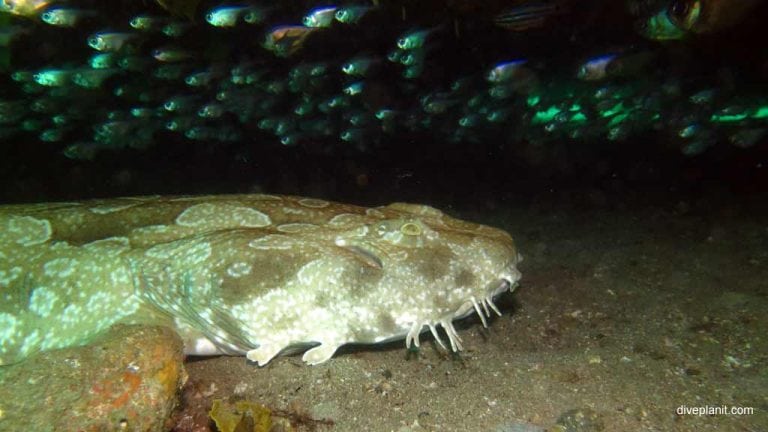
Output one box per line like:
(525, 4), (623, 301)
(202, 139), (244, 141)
(1, 0), (766, 215)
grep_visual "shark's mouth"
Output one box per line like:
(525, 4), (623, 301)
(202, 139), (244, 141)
(403, 277), (517, 353)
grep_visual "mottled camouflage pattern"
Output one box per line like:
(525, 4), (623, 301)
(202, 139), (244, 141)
(0, 194), (521, 366)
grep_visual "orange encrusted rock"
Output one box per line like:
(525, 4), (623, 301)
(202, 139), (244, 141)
(0, 324), (186, 432)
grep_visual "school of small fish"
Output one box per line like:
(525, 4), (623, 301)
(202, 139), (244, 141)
(0, 0), (765, 158)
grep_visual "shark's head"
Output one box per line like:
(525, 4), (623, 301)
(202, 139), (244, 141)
(330, 202), (522, 350)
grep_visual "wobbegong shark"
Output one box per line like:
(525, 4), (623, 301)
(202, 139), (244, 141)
(0, 194), (522, 366)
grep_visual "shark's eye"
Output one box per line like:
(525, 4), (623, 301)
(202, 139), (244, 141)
(400, 222), (421, 236)
(372, 219), (430, 247)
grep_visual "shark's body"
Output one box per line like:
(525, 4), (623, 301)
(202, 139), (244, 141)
(0, 194), (521, 366)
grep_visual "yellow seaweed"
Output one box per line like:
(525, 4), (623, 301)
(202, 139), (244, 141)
(209, 399), (273, 432)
